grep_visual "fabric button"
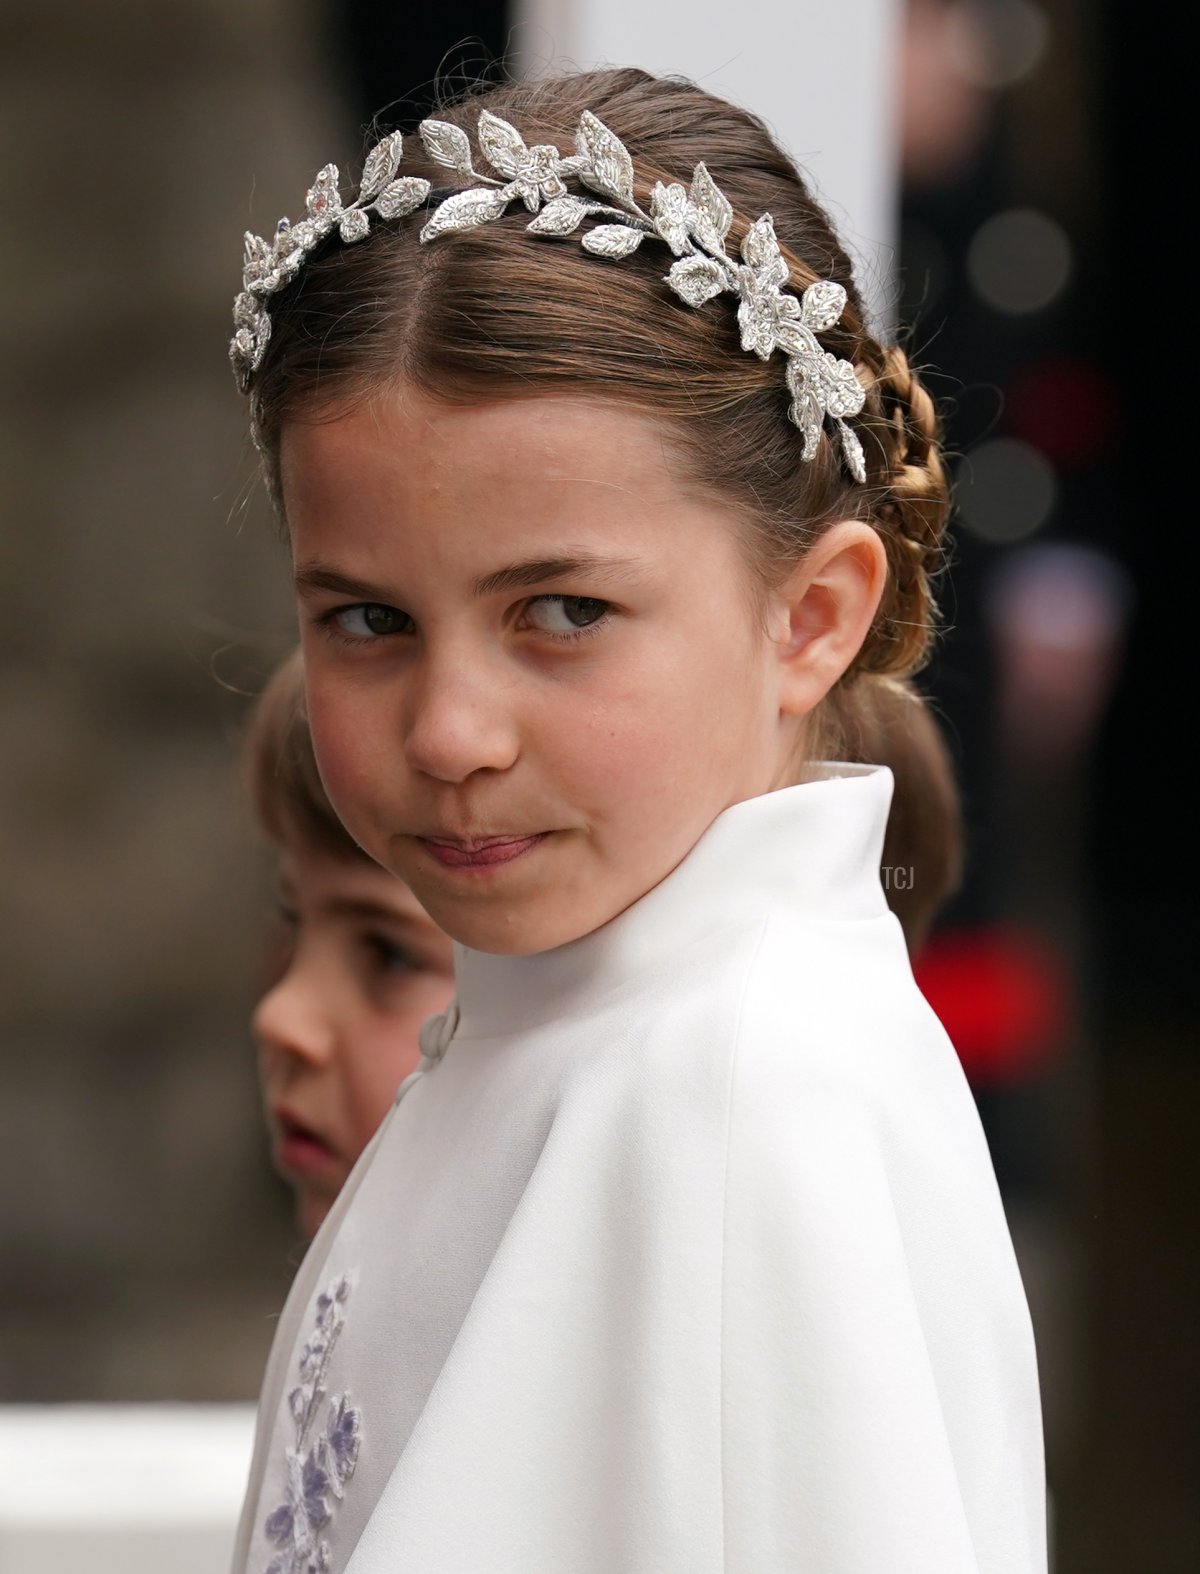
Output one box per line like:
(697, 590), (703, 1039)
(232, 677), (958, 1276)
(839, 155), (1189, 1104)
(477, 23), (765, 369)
(417, 999), (460, 1063)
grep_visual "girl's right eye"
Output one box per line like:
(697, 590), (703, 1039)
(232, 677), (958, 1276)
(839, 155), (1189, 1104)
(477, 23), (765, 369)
(328, 603), (411, 640)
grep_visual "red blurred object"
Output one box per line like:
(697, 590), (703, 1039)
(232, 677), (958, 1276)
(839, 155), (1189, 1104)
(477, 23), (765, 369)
(914, 924), (1070, 1086)
(1005, 354), (1120, 469)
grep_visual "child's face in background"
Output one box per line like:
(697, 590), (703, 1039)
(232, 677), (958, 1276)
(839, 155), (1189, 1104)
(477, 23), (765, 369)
(254, 838), (456, 1236)
(284, 389), (800, 958)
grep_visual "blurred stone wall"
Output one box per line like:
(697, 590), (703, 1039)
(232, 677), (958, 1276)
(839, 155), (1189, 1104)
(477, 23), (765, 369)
(0, 0), (352, 1398)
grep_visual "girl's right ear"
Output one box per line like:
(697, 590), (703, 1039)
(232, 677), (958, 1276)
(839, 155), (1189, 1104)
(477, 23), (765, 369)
(772, 520), (888, 720)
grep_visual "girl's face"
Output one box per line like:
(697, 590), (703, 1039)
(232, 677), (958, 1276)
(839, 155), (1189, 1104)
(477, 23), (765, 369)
(282, 388), (799, 957)
(254, 840), (456, 1237)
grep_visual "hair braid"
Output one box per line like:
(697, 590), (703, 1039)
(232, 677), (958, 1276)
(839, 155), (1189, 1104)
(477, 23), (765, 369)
(842, 341), (951, 681)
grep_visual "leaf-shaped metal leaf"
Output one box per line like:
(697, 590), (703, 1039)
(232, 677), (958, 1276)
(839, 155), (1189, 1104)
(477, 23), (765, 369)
(419, 119), (474, 174)
(689, 163), (732, 246)
(741, 214), (781, 274)
(650, 181), (693, 254)
(791, 403), (823, 462)
(360, 132), (404, 200)
(478, 111), (526, 178)
(581, 223), (643, 259)
(837, 419), (867, 483)
(338, 208), (370, 243)
(665, 254), (727, 307)
(800, 279), (848, 333)
(786, 361), (823, 460)
(418, 186), (510, 242)
(374, 176), (431, 219)
(527, 196), (589, 235)
(575, 111), (634, 202)
(306, 164), (343, 218)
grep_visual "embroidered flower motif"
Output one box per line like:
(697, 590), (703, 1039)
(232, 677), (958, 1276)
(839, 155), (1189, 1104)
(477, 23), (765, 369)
(475, 110), (568, 211)
(649, 181), (697, 256)
(737, 263), (799, 359)
(263, 1274), (361, 1574)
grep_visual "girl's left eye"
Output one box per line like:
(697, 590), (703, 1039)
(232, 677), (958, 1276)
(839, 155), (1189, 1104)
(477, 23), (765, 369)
(329, 603), (411, 640)
(523, 594), (612, 643)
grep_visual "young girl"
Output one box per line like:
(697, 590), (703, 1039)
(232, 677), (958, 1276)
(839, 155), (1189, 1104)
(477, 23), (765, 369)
(227, 68), (1046, 1573)
(246, 652), (456, 1237)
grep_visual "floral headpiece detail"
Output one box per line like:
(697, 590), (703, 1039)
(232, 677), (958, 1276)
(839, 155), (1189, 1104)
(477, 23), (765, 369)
(231, 110), (868, 482)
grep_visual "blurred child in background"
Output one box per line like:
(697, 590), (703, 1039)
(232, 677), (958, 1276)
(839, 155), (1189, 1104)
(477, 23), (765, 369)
(245, 650), (456, 1237)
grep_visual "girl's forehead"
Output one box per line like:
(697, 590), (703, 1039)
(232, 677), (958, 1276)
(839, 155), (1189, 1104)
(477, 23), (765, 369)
(280, 388), (748, 580)
(280, 386), (702, 513)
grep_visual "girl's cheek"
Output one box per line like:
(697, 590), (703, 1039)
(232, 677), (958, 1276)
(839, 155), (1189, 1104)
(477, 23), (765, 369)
(307, 675), (376, 764)
(308, 713), (361, 788)
(310, 725), (386, 843)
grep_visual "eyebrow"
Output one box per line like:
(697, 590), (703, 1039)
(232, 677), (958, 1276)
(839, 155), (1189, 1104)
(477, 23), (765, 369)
(294, 552), (649, 603)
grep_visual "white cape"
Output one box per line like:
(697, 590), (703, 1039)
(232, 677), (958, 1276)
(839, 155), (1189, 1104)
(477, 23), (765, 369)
(232, 763), (1047, 1572)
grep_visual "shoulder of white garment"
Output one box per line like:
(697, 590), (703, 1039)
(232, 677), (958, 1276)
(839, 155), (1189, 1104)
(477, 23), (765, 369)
(713, 912), (1048, 1568)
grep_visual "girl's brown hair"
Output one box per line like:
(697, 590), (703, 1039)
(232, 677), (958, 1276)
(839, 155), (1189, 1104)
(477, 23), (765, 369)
(247, 67), (961, 945)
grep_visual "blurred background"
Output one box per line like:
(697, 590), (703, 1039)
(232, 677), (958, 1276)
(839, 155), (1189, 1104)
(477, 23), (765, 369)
(0, 1), (1193, 1569)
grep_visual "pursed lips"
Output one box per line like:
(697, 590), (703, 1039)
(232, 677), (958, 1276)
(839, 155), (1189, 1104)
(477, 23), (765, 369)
(423, 833), (542, 850)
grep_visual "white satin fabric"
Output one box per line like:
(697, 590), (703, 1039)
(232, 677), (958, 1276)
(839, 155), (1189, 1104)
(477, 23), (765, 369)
(232, 763), (1047, 1573)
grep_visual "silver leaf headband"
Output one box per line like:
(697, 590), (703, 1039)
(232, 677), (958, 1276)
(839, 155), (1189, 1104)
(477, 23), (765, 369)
(231, 109), (868, 483)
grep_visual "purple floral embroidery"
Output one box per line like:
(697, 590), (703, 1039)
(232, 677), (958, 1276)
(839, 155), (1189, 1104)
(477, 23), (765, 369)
(264, 1275), (361, 1574)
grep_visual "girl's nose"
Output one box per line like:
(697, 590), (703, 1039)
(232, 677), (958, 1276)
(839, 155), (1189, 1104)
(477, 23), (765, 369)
(403, 659), (521, 782)
(252, 965), (337, 1068)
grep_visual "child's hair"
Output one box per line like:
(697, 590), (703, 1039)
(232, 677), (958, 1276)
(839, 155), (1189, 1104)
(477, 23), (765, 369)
(245, 649), (365, 862)
(246, 67), (961, 932)
(850, 678), (963, 953)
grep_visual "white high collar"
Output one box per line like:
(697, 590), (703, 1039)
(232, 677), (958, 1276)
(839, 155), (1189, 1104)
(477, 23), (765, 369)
(438, 762), (895, 1041)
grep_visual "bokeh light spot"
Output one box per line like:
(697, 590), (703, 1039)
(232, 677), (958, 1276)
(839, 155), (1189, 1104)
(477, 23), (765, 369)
(947, 0), (1051, 90)
(955, 438), (1057, 543)
(968, 208), (1072, 314)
